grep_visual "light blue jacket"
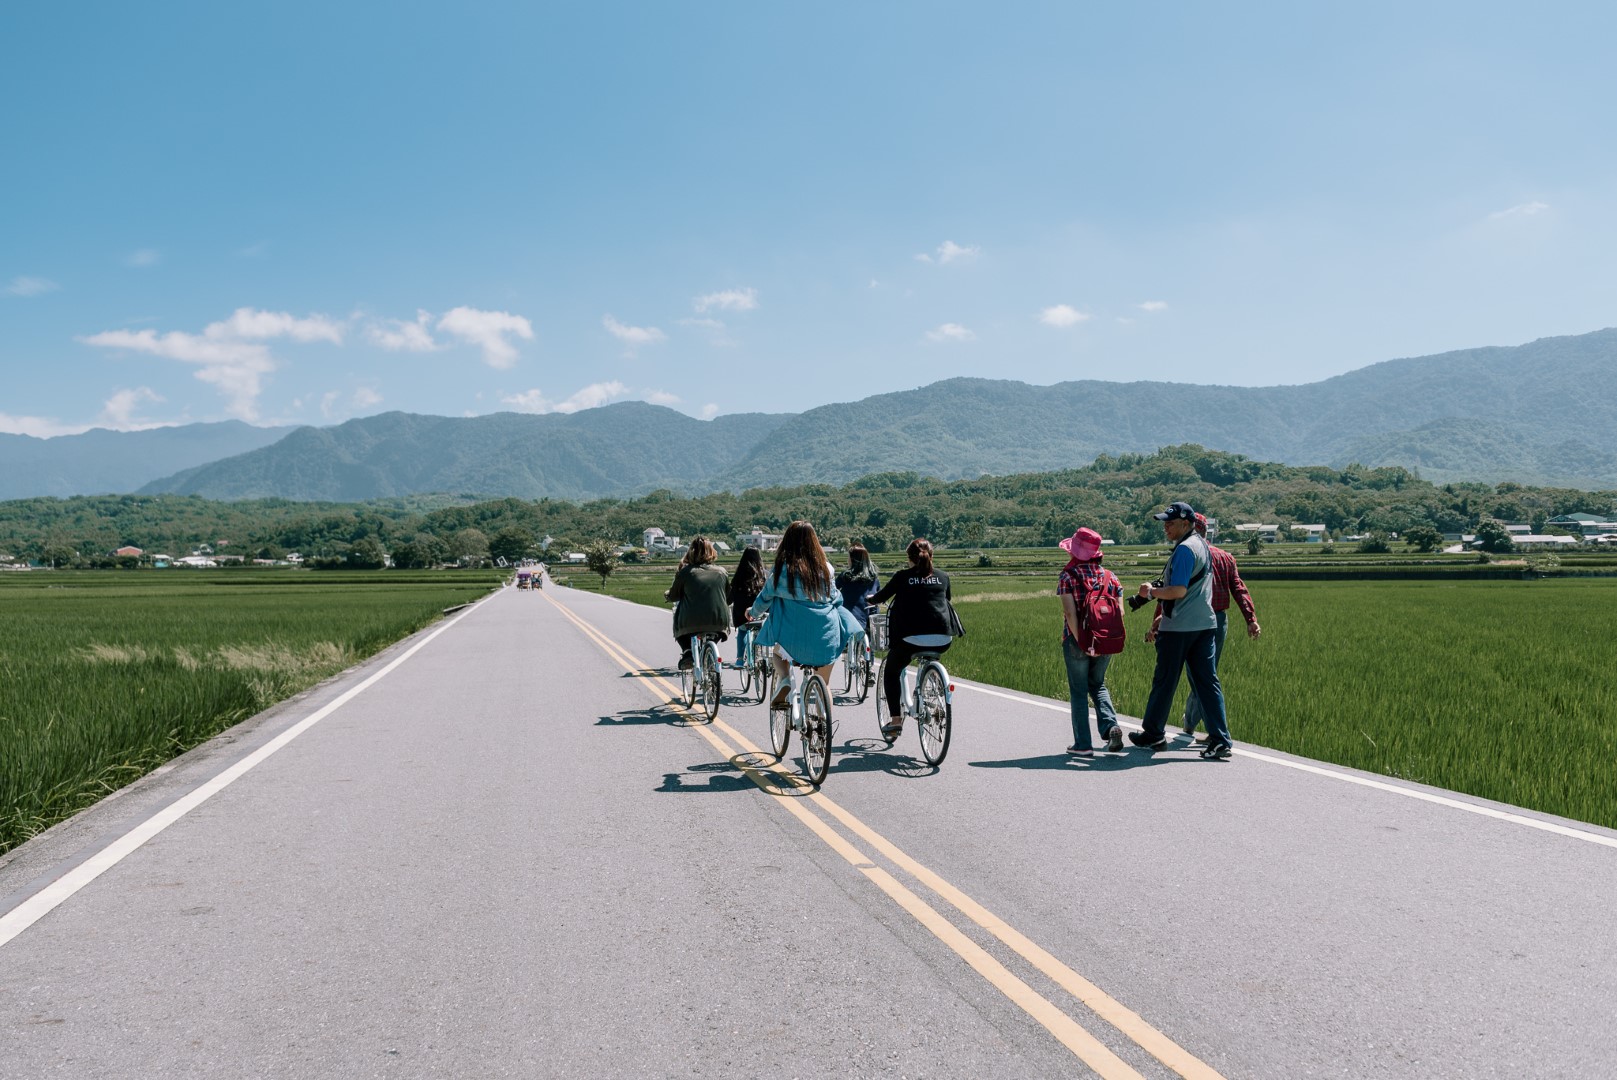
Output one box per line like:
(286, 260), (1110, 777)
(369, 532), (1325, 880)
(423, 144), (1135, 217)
(749, 567), (857, 667)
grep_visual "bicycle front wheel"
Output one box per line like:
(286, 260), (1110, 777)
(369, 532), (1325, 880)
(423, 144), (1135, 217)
(799, 674), (832, 786)
(737, 650), (753, 695)
(872, 657), (889, 738)
(852, 648), (871, 705)
(701, 642), (722, 721)
(916, 662), (952, 766)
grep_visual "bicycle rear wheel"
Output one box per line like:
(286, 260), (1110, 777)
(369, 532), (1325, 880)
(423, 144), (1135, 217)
(680, 663), (696, 708)
(799, 674), (832, 786)
(852, 648), (871, 705)
(916, 662), (952, 766)
(872, 657), (889, 738)
(737, 647), (753, 695)
(701, 642), (722, 721)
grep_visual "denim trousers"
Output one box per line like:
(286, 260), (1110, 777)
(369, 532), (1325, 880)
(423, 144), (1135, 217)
(1062, 637), (1119, 751)
(1141, 628), (1231, 746)
(734, 624), (753, 665)
(1181, 609), (1228, 732)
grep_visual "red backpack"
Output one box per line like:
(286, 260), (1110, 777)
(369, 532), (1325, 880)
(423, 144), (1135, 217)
(1077, 568), (1127, 656)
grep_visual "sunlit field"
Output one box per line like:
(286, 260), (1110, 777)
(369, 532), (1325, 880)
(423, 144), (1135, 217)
(0, 570), (500, 853)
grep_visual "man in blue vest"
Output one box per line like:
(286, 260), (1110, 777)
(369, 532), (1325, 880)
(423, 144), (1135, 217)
(1129, 502), (1234, 760)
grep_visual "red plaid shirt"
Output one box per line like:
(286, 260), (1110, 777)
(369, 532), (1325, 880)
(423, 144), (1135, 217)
(1057, 560), (1122, 643)
(1208, 544), (1256, 624)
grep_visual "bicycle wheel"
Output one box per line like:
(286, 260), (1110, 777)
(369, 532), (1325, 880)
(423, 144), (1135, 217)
(842, 645), (855, 695)
(916, 662), (952, 766)
(798, 674), (832, 786)
(701, 642), (722, 721)
(769, 690), (790, 760)
(680, 663), (695, 708)
(852, 648), (871, 705)
(872, 657), (889, 737)
(737, 647), (753, 696)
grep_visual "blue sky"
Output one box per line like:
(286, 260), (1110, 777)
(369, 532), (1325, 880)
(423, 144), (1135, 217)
(4, 2), (1615, 436)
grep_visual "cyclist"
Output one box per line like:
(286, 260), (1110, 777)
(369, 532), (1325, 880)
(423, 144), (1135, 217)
(727, 546), (767, 669)
(748, 521), (851, 708)
(869, 538), (954, 740)
(836, 544), (881, 687)
(665, 537), (730, 670)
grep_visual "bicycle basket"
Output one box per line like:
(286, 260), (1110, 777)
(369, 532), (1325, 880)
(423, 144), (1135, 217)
(868, 611), (890, 652)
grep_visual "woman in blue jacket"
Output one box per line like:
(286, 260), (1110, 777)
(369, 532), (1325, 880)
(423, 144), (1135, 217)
(749, 521), (854, 708)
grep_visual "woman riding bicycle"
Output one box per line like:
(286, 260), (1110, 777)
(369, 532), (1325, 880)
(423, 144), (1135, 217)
(869, 538), (953, 740)
(748, 521), (852, 708)
(727, 546), (767, 669)
(665, 537), (730, 670)
(835, 543), (881, 686)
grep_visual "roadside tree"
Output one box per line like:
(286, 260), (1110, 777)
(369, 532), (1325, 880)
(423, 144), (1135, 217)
(584, 540), (618, 589)
(1403, 525), (1443, 553)
(489, 525), (536, 565)
(1474, 519), (1516, 554)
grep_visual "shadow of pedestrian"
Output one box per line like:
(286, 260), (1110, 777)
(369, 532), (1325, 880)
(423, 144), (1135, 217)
(969, 750), (1204, 771)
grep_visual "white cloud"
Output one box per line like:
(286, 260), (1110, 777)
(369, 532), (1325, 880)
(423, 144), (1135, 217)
(320, 390), (342, 421)
(1039, 304), (1090, 328)
(98, 387), (166, 430)
(353, 386), (383, 408)
(693, 287), (758, 313)
(436, 306), (534, 369)
(1489, 201), (1550, 220)
(925, 323), (975, 343)
(0, 412), (88, 437)
(500, 380), (631, 415)
(367, 310), (439, 352)
(79, 307), (342, 421)
(4, 276), (59, 297)
(602, 314), (667, 354)
(644, 389), (681, 406)
(677, 316), (733, 346)
(917, 240), (980, 265)
(1138, 300), (1169, 312)
(126, 249), (161, 268)
(700, 403), (720, 420)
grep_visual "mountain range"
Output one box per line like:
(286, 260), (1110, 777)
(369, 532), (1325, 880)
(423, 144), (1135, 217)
(6, 328), (1615, 501)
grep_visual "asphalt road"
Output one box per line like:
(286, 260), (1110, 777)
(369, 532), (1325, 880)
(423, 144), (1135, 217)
(3, 581), (1615, 1078)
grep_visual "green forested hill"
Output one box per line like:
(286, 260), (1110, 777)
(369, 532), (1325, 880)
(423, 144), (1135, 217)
(0, 421), (292, 500)
(26, 327), (1617, 501)
(141, 405), (790, 501)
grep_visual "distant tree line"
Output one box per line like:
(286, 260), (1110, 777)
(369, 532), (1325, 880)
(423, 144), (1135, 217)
(1, 445), (1612, 568)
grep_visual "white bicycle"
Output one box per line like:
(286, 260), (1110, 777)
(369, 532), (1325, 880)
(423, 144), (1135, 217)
(769, 660), (833, 786)
(873, 649), (954, 767)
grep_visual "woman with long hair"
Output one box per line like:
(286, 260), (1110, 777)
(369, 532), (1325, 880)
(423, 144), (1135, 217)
(727, 545), (768, 667)
(664, 536), (730, 670)
(835, 543), (881, 686)
(748, 521), (852, 707)
(868, 538), (954, 740)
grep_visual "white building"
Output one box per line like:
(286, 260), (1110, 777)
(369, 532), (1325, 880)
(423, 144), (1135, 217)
(642, 528), (681, 553)
(738, 529), (783, 552)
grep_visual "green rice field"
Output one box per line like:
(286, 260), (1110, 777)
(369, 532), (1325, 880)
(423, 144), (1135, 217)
(0, 570), (500, 854)
(561, 558), (1617, 831)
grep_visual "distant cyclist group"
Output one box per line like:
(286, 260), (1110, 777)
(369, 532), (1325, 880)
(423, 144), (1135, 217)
(658, 500), (1259, 785)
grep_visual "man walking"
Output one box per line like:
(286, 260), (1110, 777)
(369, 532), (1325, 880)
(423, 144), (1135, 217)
(1177, 513), (1260, 742)
(1129, 502), (1234, 760)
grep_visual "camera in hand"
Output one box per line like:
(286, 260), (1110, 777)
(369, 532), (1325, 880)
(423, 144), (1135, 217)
(1127, 579), (1164, 612)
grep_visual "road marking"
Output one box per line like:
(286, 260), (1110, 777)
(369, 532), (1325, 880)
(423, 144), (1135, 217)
(542, 589), (1222, 1080)
(0, 596), (492, 950)
(951, 680), (1617, 851)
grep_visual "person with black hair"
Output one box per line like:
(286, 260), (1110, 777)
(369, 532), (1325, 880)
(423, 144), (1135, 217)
(868, 538), (954, 741)
(727, 546), (767, 668)
(664, 537), (730, 670)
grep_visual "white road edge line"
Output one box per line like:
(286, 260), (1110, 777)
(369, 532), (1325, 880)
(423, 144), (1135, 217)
(953, 680), (1617, 851)
(0, 595), (493, 949)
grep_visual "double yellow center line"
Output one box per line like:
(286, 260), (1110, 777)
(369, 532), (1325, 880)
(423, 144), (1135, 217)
(542, 589), (1224, 1080)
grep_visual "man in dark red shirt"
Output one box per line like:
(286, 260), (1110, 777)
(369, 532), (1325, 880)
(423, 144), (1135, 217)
(1150, 513), (1262, 741)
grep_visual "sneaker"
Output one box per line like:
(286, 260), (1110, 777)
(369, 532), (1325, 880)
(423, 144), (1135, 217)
(1194, 733), (1212, 745)
(1179, 723), (1198, 738)
(678, 653), (693, 671)
(1105, 726), (1124, 753)
(1199, 742), (1233, 761)
(1066, 745), (1095, 758)
(1128, 731), (1167, 750)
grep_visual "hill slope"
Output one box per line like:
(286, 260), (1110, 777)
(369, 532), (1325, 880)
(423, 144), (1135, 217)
(142, 405), (791, 501)
(131, 327), (1617, 499)
(0, 421), (293, 500)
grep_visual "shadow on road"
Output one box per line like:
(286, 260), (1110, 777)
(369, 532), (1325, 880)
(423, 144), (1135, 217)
(596, 705), (711, 729)
(968, 748), (1208, 771)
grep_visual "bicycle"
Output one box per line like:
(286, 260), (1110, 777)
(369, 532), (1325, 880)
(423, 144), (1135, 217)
(872, 647), (954, 767)
(680, 631), (724, 722)
(840, 627), (873, 703)
(769, 660), (833, 786)
(733, 619), (772, 705)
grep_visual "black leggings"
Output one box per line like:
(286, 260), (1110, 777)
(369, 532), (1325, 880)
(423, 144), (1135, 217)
(884, 640), (951, 718)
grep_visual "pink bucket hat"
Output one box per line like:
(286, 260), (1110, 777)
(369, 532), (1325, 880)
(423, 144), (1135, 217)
(1059, 527), (1103, 561)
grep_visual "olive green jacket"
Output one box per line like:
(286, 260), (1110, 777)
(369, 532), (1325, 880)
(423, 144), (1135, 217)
(666, 563), (732, 637)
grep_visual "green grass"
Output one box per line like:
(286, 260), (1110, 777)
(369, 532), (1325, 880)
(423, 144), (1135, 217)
(943, 578), (1617, 830)
(0, 569), (501, 853)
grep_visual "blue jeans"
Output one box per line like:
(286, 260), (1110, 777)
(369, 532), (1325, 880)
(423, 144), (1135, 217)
(1141, 628), (1231, 747)
(734, 623), (755, 665)
(1182, 610), (1228, 732)
(1062, 637), (1119, 751)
